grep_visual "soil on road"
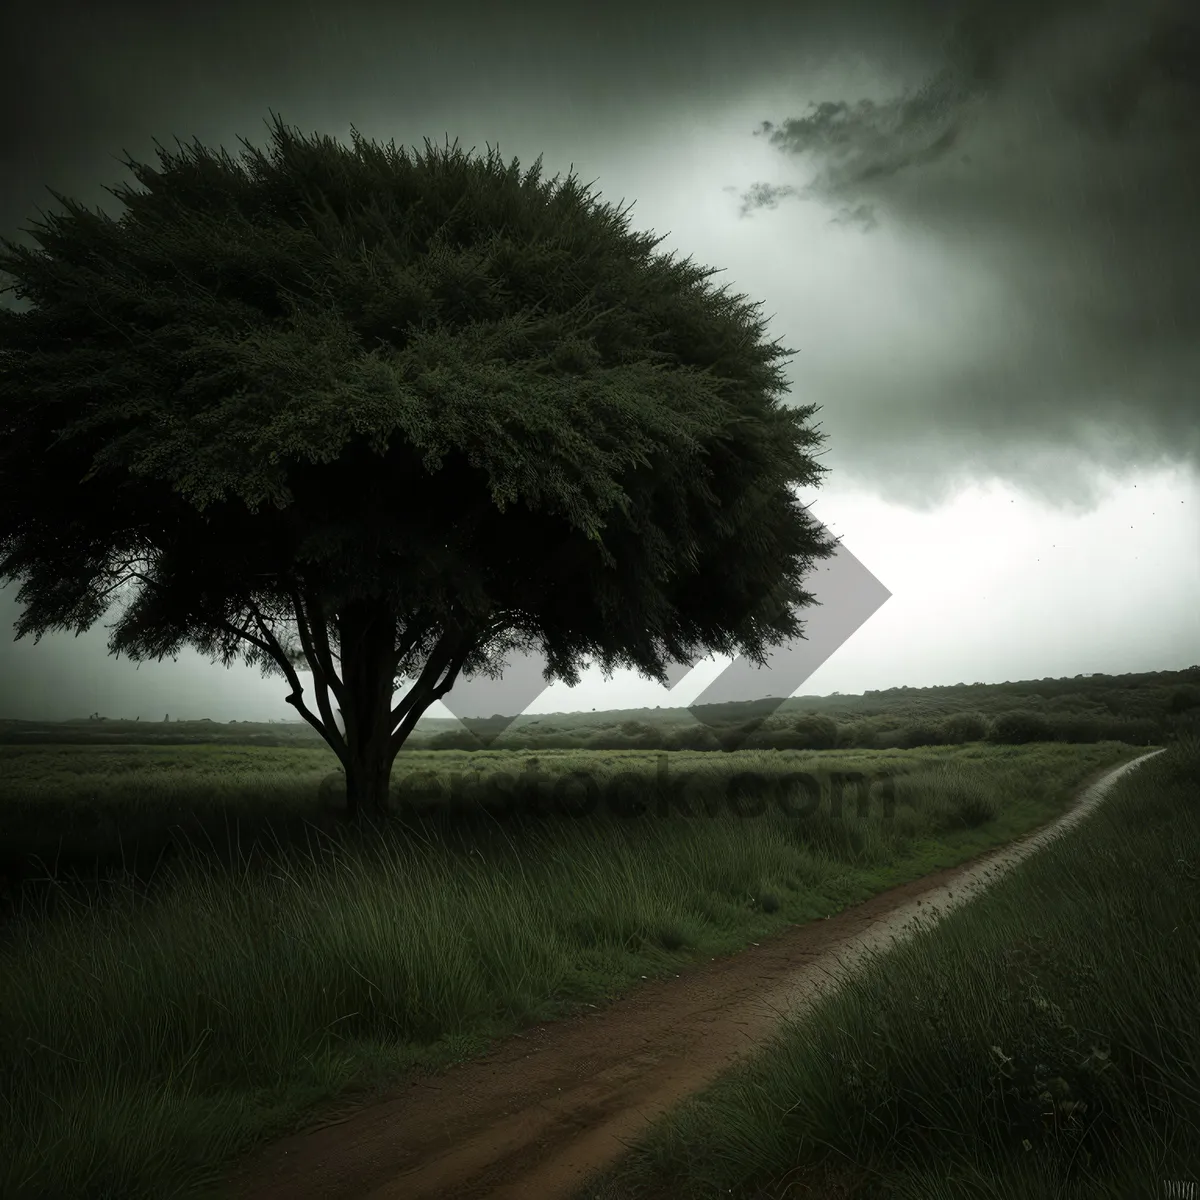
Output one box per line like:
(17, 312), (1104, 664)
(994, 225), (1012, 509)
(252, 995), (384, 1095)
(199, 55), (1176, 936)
(215, 750), (1162, 1200)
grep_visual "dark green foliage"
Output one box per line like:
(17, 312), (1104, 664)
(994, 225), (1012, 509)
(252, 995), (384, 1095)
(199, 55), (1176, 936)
(940, 711), (990, 743)
(715, 721), (766, 752)
(990, 710), (1055, 744)
(427, 730), (484, 751)
(662, 725), (722, 752)
(1094, 716), (1160, 746)
(791, 713), (839, 750)
(1046, 713), (1103, 743)
(741, 729), (806, 750)
(615, 721), (663, 749)
(837, 720), (879, 749)
(0, 113), (837, 816)
(900, 722), (944, 749)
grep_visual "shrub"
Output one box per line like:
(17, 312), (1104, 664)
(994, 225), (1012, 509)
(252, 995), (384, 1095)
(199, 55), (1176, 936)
(839, 721), (879, 749)
(664, 726), (721, 752)
(716, 722), (764, 752)
(900, 723), (944, 749)
(537, 732), (587, 749)
(989, 710), (1054, 744)
(1093, 717), (1159, 746)
(791, 714), (839, 750)
(940, 711), (990, 744)
(428, 730), (483, 751)
(1047, 713), (1103, 743)
(743, 730), (806, 751)
(614, 722), (663, 750)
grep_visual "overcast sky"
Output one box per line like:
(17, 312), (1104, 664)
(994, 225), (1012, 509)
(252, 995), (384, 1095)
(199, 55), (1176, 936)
(1, 0), (1197, 724)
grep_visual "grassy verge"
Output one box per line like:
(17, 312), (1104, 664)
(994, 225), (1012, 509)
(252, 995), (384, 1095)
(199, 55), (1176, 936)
(0, 741), (1146, 1199)
(579, 739), (1199, 1200)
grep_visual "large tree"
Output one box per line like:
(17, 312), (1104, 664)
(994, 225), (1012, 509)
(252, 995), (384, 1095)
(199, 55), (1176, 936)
(0, 113), (838, 819)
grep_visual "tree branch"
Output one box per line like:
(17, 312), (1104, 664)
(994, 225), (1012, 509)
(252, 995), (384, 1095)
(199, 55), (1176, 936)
(389, 633), (476, 755)
(307, 591), (344, 672)
(388, 624), (467, 735)
(100, 558), (163, 600)
(227, 601), (333, 742)
(384, 603), (523, 755)
(114, 560), (512, 760)
(286, 585), (348, 759)
(392, 620), (427, 677)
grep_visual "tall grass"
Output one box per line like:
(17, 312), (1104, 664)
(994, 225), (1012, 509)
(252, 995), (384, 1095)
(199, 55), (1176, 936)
(581, 739), (1199, 1199)
(0, 742), (1145, 1199)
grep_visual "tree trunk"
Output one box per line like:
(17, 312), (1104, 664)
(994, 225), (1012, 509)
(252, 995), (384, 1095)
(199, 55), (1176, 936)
(336, 598), (403, 822)
(342, 728), (394, 823)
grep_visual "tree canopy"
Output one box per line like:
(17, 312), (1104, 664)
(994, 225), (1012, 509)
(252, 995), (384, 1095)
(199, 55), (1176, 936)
(0, 112), (838, 818)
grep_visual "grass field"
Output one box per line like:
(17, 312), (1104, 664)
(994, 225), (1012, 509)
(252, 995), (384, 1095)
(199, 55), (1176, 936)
(0, 740), (1156, 1199)
(580, 737), (1200, 1199)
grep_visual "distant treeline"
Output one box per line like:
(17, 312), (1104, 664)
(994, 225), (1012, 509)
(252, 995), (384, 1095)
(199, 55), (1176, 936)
(2, 667), (1197, 752)
(467, 668), (1199, 754)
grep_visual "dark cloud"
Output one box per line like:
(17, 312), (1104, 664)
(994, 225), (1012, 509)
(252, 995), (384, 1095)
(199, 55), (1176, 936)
(0, 0), (1196, 721)
(734, 0), (1200, 502)
(0, 0), (1196, 515)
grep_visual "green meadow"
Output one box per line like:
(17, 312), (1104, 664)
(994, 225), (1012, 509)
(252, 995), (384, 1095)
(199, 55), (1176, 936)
(0, 736), (1155, 1200)
(580, 737), (1200, 1199)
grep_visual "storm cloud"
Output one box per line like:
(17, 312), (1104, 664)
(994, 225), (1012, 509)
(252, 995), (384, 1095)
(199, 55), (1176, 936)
(730, 0), (1199, 505)
(0, 0), (1195, 722)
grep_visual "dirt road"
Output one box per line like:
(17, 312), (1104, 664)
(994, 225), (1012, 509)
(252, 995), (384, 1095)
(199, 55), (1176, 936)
(217, 750), (1163, 1200)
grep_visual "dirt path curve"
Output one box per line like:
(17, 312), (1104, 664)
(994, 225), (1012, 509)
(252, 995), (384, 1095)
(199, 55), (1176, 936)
(218, 750), (1164, 1200)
